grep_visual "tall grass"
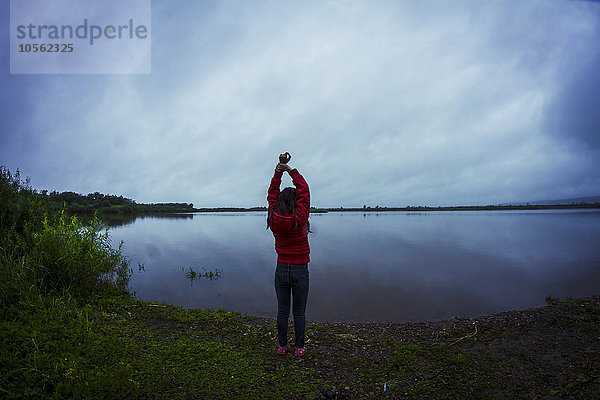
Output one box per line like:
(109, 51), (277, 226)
(0, 167), (130, 302)
(0, 167), (132, 398)
(26, 212), (130, 296)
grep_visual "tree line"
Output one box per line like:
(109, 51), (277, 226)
(42, 189), (195, 215)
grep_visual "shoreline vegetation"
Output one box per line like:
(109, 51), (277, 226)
(44, 190), (196, 215)
(311, 203), (600, 212)
(2, 166), (599, 398)
(196, 203), (600, 213)
(30, 182), (600, 216)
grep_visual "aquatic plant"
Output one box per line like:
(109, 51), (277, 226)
(184, 266), (223, 281)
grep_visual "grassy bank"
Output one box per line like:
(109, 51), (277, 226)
(2, 291), (598, 399)
(1, 167), (598, 398)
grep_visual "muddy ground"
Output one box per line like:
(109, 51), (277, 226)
(245, 296), (600, 399)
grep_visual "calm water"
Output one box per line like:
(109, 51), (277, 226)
(106, 210), (600, 322)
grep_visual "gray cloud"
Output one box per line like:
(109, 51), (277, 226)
(1, 0), (599, 207)
(544, 46), (600, 152)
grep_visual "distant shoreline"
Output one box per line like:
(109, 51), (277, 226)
(39, 187), (600, 215)
(191, 203), (600, 213)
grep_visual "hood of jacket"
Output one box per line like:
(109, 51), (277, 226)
(269, 211), (296, 235)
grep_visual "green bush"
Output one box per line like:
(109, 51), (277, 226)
(26, 212), (130, 296)
(0, 167), (46, 245)
(0, 168), (137, 398)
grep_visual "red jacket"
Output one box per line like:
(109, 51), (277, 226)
(267, 168), (310, 264)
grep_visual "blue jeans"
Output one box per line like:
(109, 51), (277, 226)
(274, 262), (309, 348)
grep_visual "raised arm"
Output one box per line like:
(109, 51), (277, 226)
(289, 168), (310, 224)
(267, 167), (283, 209)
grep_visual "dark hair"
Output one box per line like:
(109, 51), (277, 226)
(267, 187), (311, 234)
(267, 187), (298, 230)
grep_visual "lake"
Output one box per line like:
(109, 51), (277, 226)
(106, 210), (600, 323)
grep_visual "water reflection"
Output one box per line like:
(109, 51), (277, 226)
(101, 213), (194, 228)
(107, 210), (600, 322)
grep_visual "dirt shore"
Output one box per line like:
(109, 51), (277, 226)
(246, 296), (600, 399)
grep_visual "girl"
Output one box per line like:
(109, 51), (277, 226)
(267, 153), (310, 356)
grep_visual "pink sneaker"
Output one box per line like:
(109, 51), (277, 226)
(294, 347), (307, 357)
(277, 346), (287, 355)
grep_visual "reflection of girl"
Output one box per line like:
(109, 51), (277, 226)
(267, 153), (310, 356)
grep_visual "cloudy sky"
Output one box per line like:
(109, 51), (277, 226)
(1, 0), (599, 207)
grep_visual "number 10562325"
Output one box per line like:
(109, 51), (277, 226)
(18, 43), (73, 53)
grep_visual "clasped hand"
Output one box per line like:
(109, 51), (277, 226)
(276, 163), (292, 173)
(276, 152), (292, 173)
